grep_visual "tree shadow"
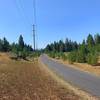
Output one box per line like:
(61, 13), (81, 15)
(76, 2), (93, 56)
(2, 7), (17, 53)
(94, 63), (100, 66)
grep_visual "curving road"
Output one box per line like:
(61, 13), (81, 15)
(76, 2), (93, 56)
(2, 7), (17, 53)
(40, 54), (100, 97)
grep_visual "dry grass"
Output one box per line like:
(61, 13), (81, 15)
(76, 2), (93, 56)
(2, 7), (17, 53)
(0, 53), (83, 100)
(74, 63), (100, 76)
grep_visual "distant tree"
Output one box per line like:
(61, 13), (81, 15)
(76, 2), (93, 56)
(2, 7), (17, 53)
(11, 35), (33, 60)
(45, 33), (100, 66)
(72, 41), (78, 50)
(68, 51), (77, 63)
(53, 41), (59, 52)
(77, 44), (87, 63)
(21, 47), (28, 59)
(55, 42), (60, 52)
(87, 52), (98, 65)
(0, 39), (3, 51)
(27, 45), (33, 52)
(59, 40), (65, 52)
(18, 35), (24, 50)
(68, 40), (73, 51)
(82, 39), (86, 45)
(11, 43), (19, 55)
(65, 38), (69, 52)
(94, 33), (100, 45)
(87, 34), (95, 49)
(2, 37), (10, 52)
(45, 44), (51, 52)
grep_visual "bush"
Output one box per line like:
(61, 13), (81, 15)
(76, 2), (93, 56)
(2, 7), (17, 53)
(60, 53), (67, 61)
(87, 52), (98, 65)
(67, 51), (77, 63)
(76, 51), (86, 63)
(48, 52), (56, 58)
(55, 52), (61, 59)
(76, 44), (88, 63)
(29, 52), (41, 58)
(21, 48), (28, 59)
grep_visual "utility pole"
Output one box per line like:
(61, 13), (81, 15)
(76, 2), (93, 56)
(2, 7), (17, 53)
(33, 0), (36, 51)
(33, 24), (35, 51)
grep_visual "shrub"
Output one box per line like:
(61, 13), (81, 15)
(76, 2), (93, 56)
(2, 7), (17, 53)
(76, 51), (86, 63)
(87, 52), (98, 65)
(76, 44), (88, 63)
(48, 52), (56, 58)
(60, 53), (67, 61)
(67, 51), (77, 63)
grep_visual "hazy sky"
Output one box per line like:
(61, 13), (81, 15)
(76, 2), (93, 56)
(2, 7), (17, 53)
(0, 0), (100, 48)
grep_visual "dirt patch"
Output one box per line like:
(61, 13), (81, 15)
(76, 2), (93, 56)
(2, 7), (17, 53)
(0, 53), (11, 64)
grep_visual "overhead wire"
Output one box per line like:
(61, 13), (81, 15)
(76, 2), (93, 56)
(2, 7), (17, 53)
(13, 0), (38, 49)
(18, 0), (32, 25)
(13, 0), (31, 26)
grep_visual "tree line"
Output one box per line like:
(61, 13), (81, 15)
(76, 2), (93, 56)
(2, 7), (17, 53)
(45, 34), (100, 65)
(46, 39), (78, 52)
(0, 35), (37, 60)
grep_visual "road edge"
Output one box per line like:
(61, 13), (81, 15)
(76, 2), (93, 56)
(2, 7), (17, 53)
(38, 57), (99, 100)
(49, 57), (100, 77)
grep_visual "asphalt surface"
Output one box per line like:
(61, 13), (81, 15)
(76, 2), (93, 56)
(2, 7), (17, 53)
(40, 54), (100, 97)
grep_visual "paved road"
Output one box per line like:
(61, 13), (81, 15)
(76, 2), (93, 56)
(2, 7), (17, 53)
(40, 54), (100, 97)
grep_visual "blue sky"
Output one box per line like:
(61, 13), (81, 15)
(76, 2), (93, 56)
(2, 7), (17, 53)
(0, 0), (100, 48)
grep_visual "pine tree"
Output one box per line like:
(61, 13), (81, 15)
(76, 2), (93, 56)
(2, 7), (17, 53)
(87, 34), (95, 49)
(18, 35), (24, 50)
(77, 44), (87, 63)
(0, 39), (3, 51)
(82, 39), (86, 45)
(94, 33), (100, 45)
(65, 38), (69, 52)
(59, 40), (65, 52)
(2, 37), (10, 52)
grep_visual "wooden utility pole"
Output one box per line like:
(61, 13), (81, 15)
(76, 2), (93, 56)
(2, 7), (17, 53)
(33, 24), (35, 51)
(33, 0), (36, 51)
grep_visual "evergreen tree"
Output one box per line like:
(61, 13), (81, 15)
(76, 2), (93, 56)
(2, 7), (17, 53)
(94, 33), (100, 45)
(72, 41), (78, 50)
(68, 40), (73, 51)
(87, 52), (98, 65)
(82, 39), (86, 45)
(18, 35), (24, 50)
(77, 44), (87, 63)
(59, 40), (65, 52)
(2, 37), (10, 52)
(87, 34), (95, 49)
(0, 39), (3, 51)
(45, 33), (99, 66)
(65, 38), (69, 52)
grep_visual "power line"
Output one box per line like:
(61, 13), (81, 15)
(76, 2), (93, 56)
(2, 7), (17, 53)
(33, 0), (37, 25)
(13, 0), (38, 50)
(14, 0), (31, 25)
(19, 0), (32, 25)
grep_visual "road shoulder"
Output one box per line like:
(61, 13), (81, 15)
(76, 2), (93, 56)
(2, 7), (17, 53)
(49, 56), (100, 77)
(39, 57), (99, 100)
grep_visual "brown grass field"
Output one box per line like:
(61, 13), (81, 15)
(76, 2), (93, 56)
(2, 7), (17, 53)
(0, 53), (84, 100)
